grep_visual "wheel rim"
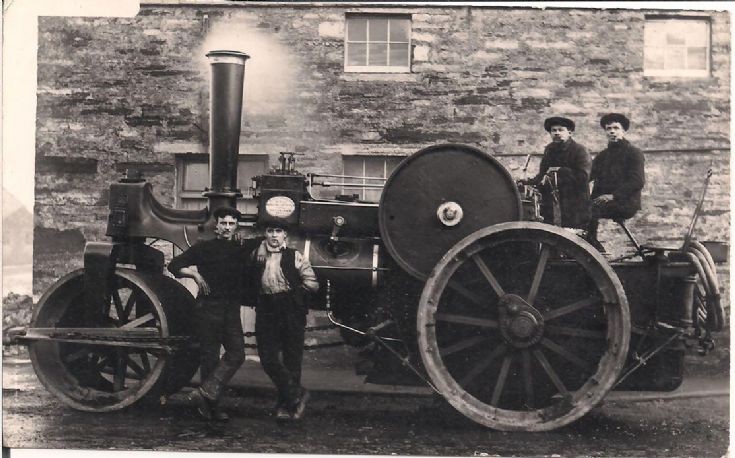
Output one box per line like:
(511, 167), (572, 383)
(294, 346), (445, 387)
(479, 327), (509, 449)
(29, 269), (170, 412)
(417, 222), (630, 431)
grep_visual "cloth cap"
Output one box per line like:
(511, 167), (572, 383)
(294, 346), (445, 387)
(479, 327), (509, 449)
(544, 116), (575, 132)
(212, 206), (242, 221)
(260, 220), (290, 231)
(600, 113), (630, 131)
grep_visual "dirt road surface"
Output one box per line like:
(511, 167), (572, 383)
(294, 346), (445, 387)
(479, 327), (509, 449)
(2, 355), (730, 457)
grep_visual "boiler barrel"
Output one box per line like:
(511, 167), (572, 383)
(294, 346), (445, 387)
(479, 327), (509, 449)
(289, 235), (384, 288)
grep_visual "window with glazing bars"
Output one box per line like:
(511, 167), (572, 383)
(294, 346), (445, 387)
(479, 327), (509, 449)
(176, 154), (268, 214)
(644, 18), (710, 77)
(345, 14), (411, 73)
(342, 155), (404, 202)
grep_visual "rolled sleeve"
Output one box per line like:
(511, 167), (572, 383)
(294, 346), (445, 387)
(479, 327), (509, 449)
(295, 251), (319, 293)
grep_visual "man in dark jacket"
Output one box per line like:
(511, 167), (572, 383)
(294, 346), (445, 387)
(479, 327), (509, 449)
(253, 222), (319, 421)
(586, 113), (645, 252)
(167, 207), (260, 421)
(521, 116), (591, 228)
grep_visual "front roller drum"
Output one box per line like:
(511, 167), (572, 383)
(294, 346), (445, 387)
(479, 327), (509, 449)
(417, 222), (630, 431)
(28, 268), (200, 412)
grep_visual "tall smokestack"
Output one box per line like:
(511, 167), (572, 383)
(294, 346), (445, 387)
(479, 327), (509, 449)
(203, 50), (250, 212)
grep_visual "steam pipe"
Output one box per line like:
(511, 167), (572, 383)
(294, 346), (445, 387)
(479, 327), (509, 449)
(203, 50), (250, 212)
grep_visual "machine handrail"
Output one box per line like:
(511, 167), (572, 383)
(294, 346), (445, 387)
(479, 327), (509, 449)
(308, 172), (387, 181)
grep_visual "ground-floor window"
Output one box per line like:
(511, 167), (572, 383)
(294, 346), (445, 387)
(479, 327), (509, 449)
(175, 154), (269, 214)
(341, 155), (404, 202)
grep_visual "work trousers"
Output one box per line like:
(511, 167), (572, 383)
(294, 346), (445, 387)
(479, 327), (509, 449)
(195, 298), (245, 402)
(587, 198), (638, 240)
(255, 292), (307, 407)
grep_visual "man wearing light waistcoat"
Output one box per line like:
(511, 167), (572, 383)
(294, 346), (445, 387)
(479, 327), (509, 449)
(253, 222), (319, 421)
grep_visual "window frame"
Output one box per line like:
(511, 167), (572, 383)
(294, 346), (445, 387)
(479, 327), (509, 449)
(175, 153), (269, 210)
(643, 16), (711, 78)
(344, 13), (412, 74)
(341, 154), (404, 202)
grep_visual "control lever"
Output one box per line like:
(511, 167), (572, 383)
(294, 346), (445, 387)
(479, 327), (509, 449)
(330, 216), (346, 241)
(522, 154), (532, 174)
(327, 216), (346, 255)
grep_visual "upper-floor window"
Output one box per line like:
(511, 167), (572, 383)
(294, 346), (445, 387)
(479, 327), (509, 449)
(644, 18), (710, 77)
(345, 14), (411, 73)
(342, 155), (404, 202)
(176, 154), (268, 214)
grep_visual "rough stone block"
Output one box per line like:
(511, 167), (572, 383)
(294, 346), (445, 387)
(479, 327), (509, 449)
(318, 21), (342, 39)
(413, 45), (430, 61)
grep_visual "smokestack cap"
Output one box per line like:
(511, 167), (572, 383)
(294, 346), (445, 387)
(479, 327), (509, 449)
(206, 50), (250, 65)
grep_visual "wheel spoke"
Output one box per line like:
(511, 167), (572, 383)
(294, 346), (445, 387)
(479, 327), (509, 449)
(460, 343), (507, 386)
(540, 337), (592, 371)
(122, 290), (137, 321)
(111, 289), (126, 324)
(121, 313), (155, 329)
(522, 349), (534, 409)
(447, 280), (486, 307)
(435, 313), (498, 329)
(532, 349), (570, 398)
(491, 354), (513, 406)
(125, 355), (147, 379)
(139, 351), (151, 372)
(113, 349), (127, 391)
(545, 325), (606, 339)
(440, 335), (488, 357)
(543, 297), (600, 321)
(472, 255), (505, 297)
(527, 245), (550, 304)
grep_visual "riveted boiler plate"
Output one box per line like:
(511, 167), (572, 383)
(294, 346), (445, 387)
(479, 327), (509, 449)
(379, 144), (522, 279)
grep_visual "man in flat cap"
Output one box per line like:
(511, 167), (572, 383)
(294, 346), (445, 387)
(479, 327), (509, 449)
(521, 116), (591, 228)
(586, 113), (645, 252)
(168, 206), (261, 421)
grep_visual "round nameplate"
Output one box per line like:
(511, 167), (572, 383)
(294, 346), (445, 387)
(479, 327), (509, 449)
(265, 196), (296, 218)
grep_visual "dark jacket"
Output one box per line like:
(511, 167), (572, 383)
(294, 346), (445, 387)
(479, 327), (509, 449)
(529, 138), (592, 228)
(167, 238), (258, 303)
(590, 139), (645, 213)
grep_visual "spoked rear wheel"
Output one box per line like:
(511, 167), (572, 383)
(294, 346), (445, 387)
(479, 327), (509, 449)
(417, 222), (630, 431)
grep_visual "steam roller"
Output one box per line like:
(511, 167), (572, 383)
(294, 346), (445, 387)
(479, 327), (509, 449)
(16, 48), (723, 432)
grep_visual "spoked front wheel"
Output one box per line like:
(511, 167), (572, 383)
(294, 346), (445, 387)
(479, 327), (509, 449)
(28, 268), (199, 412)
(417, 222), (630, 431)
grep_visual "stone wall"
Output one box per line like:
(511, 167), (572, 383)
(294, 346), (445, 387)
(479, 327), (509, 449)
(34, 5), (729, 304)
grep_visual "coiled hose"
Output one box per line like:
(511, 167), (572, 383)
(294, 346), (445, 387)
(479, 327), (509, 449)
(684, 241), (724, 332)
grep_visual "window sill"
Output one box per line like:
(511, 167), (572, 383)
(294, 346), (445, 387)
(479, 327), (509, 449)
(643, 71), (711, 78)
(339, 72), (420, 83)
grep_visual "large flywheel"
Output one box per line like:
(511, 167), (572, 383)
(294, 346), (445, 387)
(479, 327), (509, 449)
(28, 268), (200, 412)
(417, 222), (630, 431)
(379, 144), (522, 279)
